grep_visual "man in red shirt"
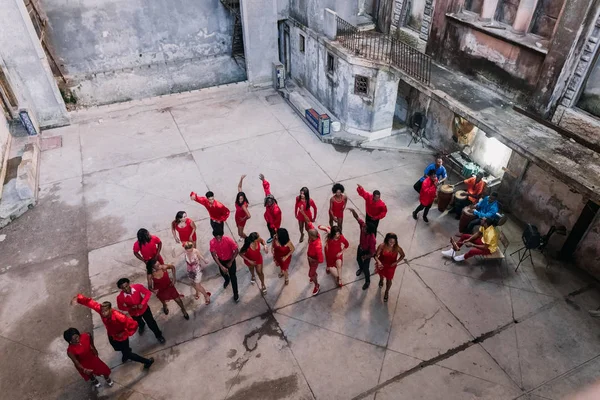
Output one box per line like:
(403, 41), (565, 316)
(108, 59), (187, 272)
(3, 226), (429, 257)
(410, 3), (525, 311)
(259, 173), (282, 243)
(71, 294), (154, 368)
(348, 208), (377, 290)
(357, 184), (387, 229)
(413, 169), (437, 223)
(210, 227), (240, 302)
(191, 191), (230, 231)
(300, 210), (323, 296)
(116, 278), (165, 344)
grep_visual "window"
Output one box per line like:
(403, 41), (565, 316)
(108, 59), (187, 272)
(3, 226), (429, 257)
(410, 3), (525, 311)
(299, 34), (305, 53)
(495, 0), (519, 25)
(530, 0), (565, 39)
(354, 75), (369, 95)
(577, 56), (600, 118)
(327, 53), (335, 74)
(464, 0), (484, 13)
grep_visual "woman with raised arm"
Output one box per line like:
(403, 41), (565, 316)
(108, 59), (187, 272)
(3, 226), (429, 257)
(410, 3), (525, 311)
(319, 225), (349, 287)
(299, 209), (324, 296)
(272, 228), (295, 285)
(182, 241), (211, 304)
(295, 186), (317, 243)
(329, 183), (348, 230)
(240, 232), (269, 295)
(64, 328), (113, 389)
(171, 211), (197, 248)
(234, 175), (251, 242)
(374, 233), (405, 302)
(146, 258), (190, 319)
(259, 173), (282, 244)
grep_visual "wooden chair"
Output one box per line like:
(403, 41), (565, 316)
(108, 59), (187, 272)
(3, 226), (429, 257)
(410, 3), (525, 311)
(477, 229), (509, 267)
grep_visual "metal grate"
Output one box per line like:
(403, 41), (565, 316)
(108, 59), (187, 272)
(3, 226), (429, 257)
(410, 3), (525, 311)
(354, 75), (369, 95)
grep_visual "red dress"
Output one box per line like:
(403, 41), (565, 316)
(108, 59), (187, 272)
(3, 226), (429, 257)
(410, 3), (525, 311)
(274, 243), (292, 271)
(243, 243), (263, 267)
(133, 235), (164, 264)
(325, 235), (350, 268)
(377, 249), (399, 280)
(67, 333), (111, 381)
(295, 197), (317, 222)
(175, 218), (196, 244)
(235, 201), (249, 228)
(329, 197), (346, 220)
(152, 269), (182, 302)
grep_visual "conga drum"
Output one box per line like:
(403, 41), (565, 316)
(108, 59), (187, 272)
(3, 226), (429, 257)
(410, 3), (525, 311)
(438, 184), (454, 211)
(459, 207), (476, 233)
(454, 190), (468, 203)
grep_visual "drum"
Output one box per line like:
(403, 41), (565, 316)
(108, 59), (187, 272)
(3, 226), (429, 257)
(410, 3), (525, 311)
(459, 207), (477, 233)
(454, 190), (468, 201)
(438, 184), (454, 211)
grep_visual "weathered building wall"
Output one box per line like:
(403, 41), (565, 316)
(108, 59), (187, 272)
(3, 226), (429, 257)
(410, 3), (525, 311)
(575, 213), (600, 277)
(241, 0), (280, 85)
(42, 0), (247, 106)
(290, 0), (358, 34)
(468, 133), (512, 179)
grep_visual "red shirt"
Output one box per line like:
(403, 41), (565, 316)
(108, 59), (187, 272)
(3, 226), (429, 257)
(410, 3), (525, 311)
(306, 222), (324, 263)
(133, 235), (161, 261)
(325, 234), (349, 261)
(262, 180), (282, 229)
(464, 176), (485, 203)
(419, 176), (437, 206)
(295, 197), (317, 221)
(209, 235), (238, 260)
(116, 284), (152, 317)
(358, 218), (377, 256)
(357, 186), (387, 220)
(192, 193), (230, 222)
(77, 294), (138, 341)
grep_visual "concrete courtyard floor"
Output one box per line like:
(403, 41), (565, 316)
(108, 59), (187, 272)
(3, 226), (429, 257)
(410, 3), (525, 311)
(1, 82), (600, 400)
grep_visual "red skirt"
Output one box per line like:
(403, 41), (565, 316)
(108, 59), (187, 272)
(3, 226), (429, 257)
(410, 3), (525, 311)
(377, 264), (397, 280)
(157, 286), (182, 302)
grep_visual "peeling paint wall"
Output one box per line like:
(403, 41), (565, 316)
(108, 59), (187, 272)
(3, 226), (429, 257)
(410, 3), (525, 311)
(575, 213), (600, 277)
(467, 132), (512, 178)
(42, 0), (247, 106)
(290, 0), (359, 34)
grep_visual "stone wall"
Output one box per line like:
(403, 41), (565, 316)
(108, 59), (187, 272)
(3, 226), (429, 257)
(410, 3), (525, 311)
(575, 213), (600, 277)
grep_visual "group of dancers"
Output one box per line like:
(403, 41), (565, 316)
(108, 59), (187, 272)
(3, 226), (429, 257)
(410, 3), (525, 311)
(65, 174), (407, 389)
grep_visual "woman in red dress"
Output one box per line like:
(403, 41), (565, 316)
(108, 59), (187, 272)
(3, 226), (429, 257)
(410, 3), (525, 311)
(329, 183), (348, 231)
(259, 173), (282, 244)
(319, 225), (350, 287)
(272, 228), (295, 285)
(374, 233), (406, 302)
(64, 328), (113, 388)
(146, 259), (190, 319)
(295, 187), (317, 243)
(133, 228), (164, 265)
(171, 211), (197, 248)
(240, 232), (269, 295)
(235, 175), (251, 242)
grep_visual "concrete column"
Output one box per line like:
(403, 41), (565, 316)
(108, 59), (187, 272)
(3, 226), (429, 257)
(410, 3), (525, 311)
(240, 0), (280, 85)
(481, 0), (500, 20)
(512, 0), (538, 32)
(0, 0), (68, 128)
(324, 9), (338, 40)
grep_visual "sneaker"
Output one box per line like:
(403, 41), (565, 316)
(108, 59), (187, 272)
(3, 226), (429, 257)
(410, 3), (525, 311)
(138, 325), (145, 336)
(453, 254), (465, 262)
(441, 249), (455, 258)
(588, 310), (600, 318)
(423, 216), (429, 223)
(356, 269), (362, 276)
(267, 237), (273, 244)
(362, 282), (370, 290)
(312, 284), (320, 296)
(157, 336), (166, 344)
(91, 380), (101, 388)
(234, 296), (240, 303)
(412, 211), (418, 220)
(250, 277), (256, 285)
(105, 378), (114, 387)
(143, 357), (155, 369)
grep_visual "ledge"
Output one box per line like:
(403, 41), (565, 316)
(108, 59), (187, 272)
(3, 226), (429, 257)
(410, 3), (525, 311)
(446, 12), (549, 55)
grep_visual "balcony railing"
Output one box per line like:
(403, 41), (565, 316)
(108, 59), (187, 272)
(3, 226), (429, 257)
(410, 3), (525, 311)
(335, 15), (431, 85)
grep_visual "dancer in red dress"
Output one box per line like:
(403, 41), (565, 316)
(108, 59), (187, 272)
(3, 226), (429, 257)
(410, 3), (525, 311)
(64, 328), (113, 388)
(300, 209), (323, 296)
(329, 183), (348, 231)
(374, 233), (405, 302)
(273, 228), (295, 286)
(259, 173), (282, 243)
(235, 175), (251, 242)
(133, 228), (164, 265)
(319, 225), (349, 287)
(146, 259), (190, 319)
(171, 211), (197, 248)
(240, 232), (269, 295)
(357, 183), (388, 230)
(190, 190), (230, 232)
(295, 187), (317, 243)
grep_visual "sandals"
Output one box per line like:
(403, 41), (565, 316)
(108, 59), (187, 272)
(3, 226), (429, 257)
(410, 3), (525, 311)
(250, 277), (256, 285)
(261, 287), (267, 295)
(183, 313), (190, 320)
(285, 279), (289, 285)
(205, 292), (212, 305)
(278, 271), (284, 278)
(338, 279), (343, 288)
(379, 280), (384, 288)
(384, 293), (389, 302)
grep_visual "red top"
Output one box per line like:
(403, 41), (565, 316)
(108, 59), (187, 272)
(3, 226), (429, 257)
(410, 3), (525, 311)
(274, 243), (292, 269)
(133, 235), (161, 261)
(192, 193), (230, 222)
(379, 248), (399, 269)
(235, 201), (249, 223)
(306, 222), (324, 263)
(357, 186), (387, 220)
(209, 235), (238, 260)
(242, 243), (263, 267)
(77, 294), (138, 341)
(325, 234), (349, 262)
(175, 218), (196, 243)
(464, 176), (485, 203)
(329, 196), (346, 219)
(419, 176), (437, 206)
(116, 284), (152, 317)
(67, 332), (111, 380)
(358, 218), (377, 255)
(295, 197), (318, 222)
(262, 180), (282, 229)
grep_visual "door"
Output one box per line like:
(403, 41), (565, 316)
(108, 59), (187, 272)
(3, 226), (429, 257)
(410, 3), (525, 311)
(283, 25), (291, 78)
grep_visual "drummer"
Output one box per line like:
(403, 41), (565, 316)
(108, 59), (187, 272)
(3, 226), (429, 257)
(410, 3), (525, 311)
(441, 217), (498, 262)
(449, 172), (485, 218)
(465, 192), (499, 233)
(419, 157), (447, 186)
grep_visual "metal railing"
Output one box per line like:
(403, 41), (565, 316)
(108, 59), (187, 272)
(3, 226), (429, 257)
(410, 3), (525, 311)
(335, 15), (431, 84)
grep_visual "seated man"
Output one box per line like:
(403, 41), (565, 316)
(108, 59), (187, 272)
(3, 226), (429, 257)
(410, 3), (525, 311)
(466, 192), (499, 233)
(450, 172), (486, 218)
(441, 218), (498, 262)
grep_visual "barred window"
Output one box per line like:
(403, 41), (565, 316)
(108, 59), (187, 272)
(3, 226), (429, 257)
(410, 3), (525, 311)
(327, 53), (335, 74)
(354, 75), (369, 95)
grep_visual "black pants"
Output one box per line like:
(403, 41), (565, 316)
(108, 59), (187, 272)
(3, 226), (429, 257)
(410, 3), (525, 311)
(414, 203), (432, 218)
(132, 306), (162, 339)
(267, 224), (276, 239)
(366, 214), (380, 230)
(108, 336), (150, 364)
(466, 218), (482, 234)
(210, 219), (224, 232)
(356, 248), (372, 284)
(219, 258), (239, 298)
